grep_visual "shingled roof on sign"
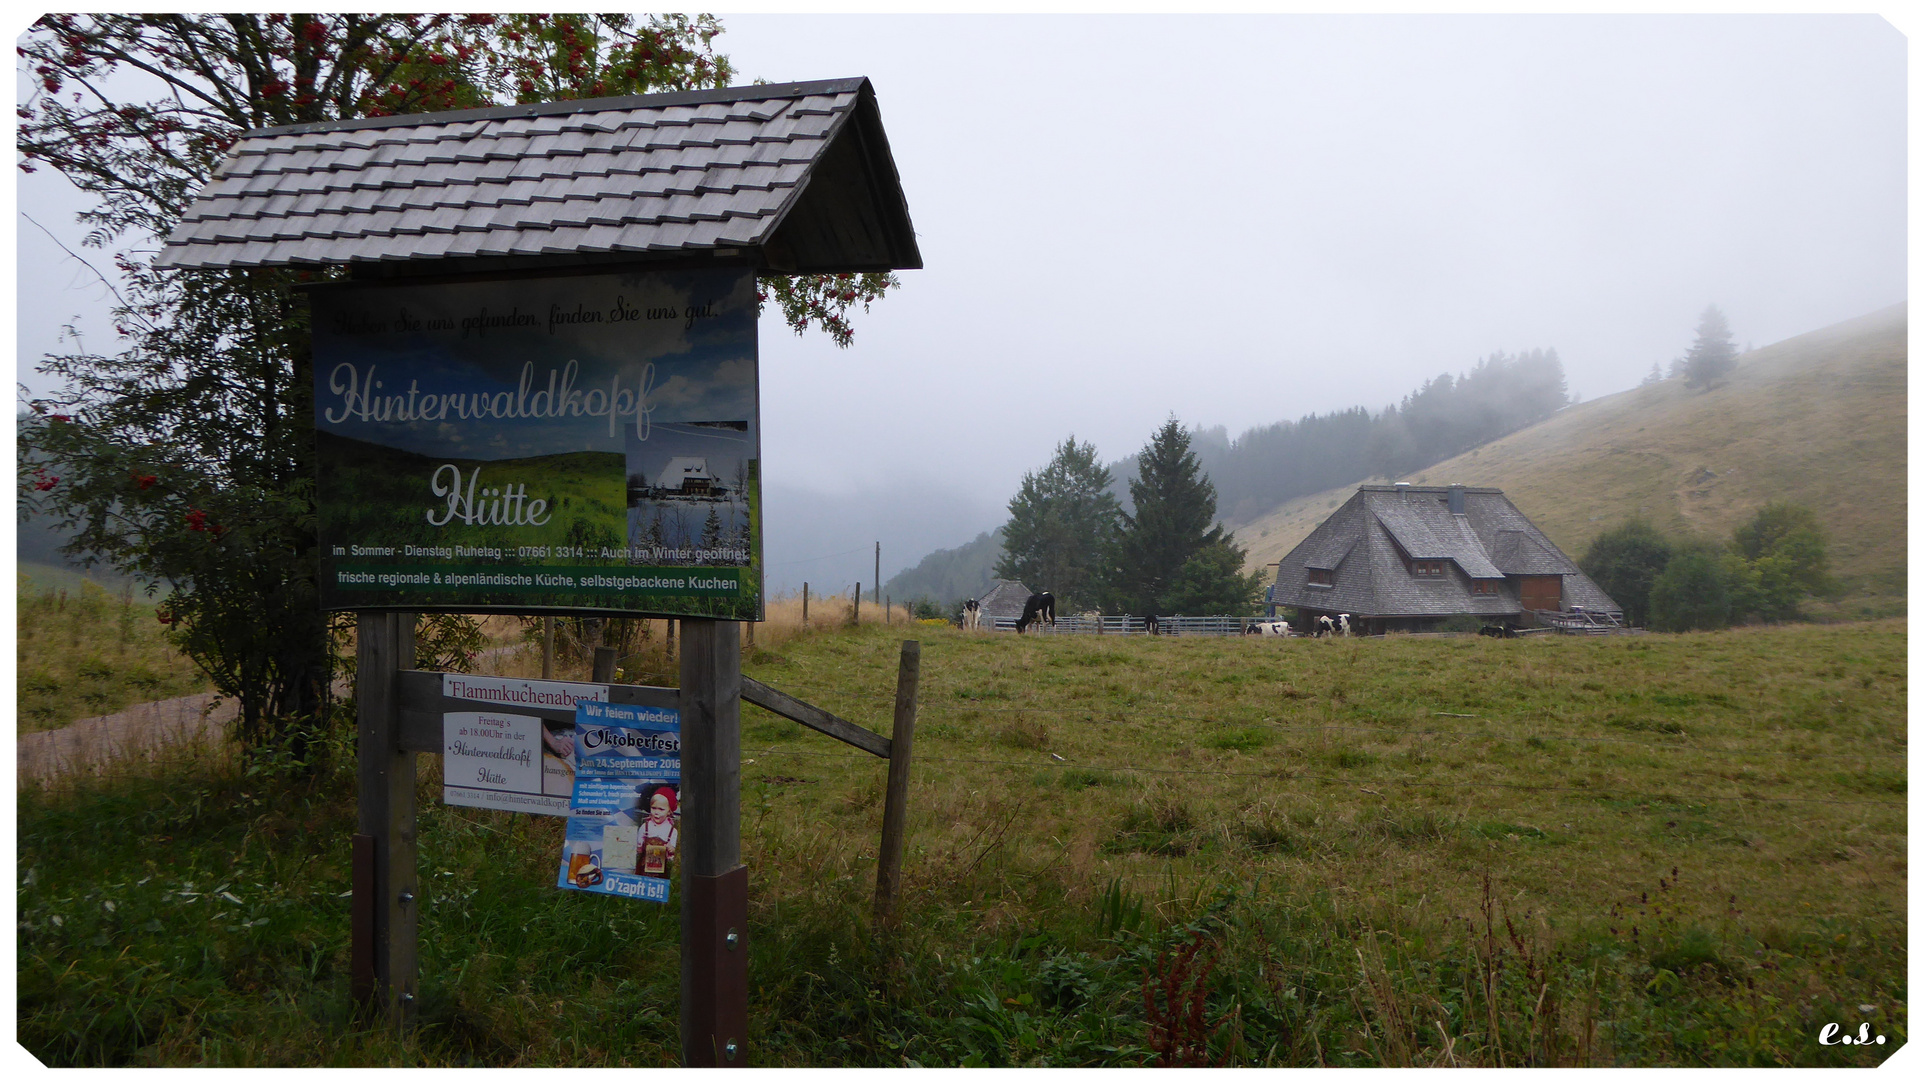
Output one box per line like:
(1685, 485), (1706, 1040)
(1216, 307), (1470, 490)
(156, 78), (920, 275)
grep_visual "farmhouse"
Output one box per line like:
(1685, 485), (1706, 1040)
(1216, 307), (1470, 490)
(1269, 483), (1622, 634)
(652, 457), (723, 498)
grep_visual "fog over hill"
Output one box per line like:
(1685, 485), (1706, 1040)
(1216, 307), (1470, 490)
(1236, 303), (1907, 608)
(888, 303), (1905, 609)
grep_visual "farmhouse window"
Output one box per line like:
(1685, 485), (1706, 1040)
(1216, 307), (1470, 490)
(1413, 560), (1445, 578)
(1472, 579), (1499, 595)
(1307, 568), (1335, 586)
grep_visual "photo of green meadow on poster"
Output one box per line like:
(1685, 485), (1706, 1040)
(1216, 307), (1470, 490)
(311, 267), (761, 619)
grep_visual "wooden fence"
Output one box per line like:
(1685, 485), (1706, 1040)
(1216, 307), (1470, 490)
(987, 614), (1264, 636)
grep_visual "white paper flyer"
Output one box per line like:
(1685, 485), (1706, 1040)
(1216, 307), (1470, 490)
(441, 675), (610, 816)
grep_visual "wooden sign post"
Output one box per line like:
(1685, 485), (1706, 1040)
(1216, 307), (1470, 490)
(352, 611), (418, 1025)
(159, 77), (923, 1069)
(678, 619), (748, 1065)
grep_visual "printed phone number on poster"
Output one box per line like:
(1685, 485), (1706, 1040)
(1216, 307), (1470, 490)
(332, 566), (740, 592)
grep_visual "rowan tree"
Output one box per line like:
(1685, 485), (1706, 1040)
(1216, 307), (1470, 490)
(16, 14), (895, 755)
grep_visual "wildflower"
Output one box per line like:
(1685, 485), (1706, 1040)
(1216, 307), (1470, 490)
(135, 473), (157, 489)
(185, 508), (208, 532)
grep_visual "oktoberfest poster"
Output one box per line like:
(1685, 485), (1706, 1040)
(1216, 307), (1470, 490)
(311, 267), (761, 619)
(557, 699), (679, 903)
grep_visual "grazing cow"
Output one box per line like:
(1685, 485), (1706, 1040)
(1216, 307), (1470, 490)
(1337, 613), (1351, 637)
(961, 598), (981, 631)
(1144, 613), (1160, 636)
(1316, 615), (1335, 638)
(1245, 620), (1291, 637)
(1015, 591), (1056, 634)
(1479, 623), (1519, 639)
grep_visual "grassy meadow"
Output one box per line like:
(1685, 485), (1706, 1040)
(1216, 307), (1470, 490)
(15, 572), (207, 733)
(17, 612), (1905, 1066)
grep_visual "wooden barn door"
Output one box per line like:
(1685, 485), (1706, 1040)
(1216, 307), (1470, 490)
(1517, 576), (1562, 613)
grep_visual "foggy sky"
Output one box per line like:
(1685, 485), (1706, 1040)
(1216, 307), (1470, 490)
(13, 15), (1907, 593)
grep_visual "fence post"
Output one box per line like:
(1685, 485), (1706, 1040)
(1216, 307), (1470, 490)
(679, 618), (748, 1067)
(853, 582), (861, 625)
(802, 582), (809, 626)
(873, 640), (920, 929)
(352, 611), (418, 1027)
(592, 645), (618, 683)
(541, 615), (555, 679)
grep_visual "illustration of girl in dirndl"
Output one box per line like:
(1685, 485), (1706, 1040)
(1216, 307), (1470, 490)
(640, 784), (679, 877)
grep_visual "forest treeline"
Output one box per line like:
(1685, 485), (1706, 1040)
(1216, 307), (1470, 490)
(892, 348), (1570, 604)
(1111, 348), (1569, 522)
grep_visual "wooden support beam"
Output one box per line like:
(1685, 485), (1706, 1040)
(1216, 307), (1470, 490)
(739, 676), (891, 759)
(679, 618), (748, 1066)
(354, 611), (417, 1026)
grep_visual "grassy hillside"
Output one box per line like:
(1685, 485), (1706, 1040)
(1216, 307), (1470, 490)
(1234, 304), (1907, 609)
(16, 571), (206, 732)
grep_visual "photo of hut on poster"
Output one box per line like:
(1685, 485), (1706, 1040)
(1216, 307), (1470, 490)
(309, 267), (761, 620)
(557, 699), (680, 903)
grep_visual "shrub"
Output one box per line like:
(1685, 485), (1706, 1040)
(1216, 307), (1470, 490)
(1648, 546), (1730, 632)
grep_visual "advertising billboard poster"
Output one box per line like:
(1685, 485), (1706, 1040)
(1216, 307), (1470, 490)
(558, 700), (680, 903)
(440, 674), (610, 816)
(311, 267), (761, 620)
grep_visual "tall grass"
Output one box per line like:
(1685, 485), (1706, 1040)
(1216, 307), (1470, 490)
(17, 618), (1906, 1065)
(16, 573), (207, 733)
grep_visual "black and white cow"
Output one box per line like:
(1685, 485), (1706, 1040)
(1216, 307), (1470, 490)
(961, 598), (981, 631)
(1245, 619), (1291, 637)
(1316, 615), (1335, 638)
(1015, 591), (1056, 634)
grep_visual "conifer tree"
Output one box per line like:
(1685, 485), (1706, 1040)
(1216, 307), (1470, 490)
(1109, 417), (1259, 615)
(1682, 305), (1739, 390)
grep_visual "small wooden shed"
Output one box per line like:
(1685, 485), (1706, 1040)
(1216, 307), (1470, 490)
(975, 580), (1033, 628)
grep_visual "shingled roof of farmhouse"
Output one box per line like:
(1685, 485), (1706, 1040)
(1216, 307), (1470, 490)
(156, 78), (920, 274)
(1271, 485), (1620, 621)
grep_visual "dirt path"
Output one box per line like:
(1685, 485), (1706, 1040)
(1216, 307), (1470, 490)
(17, 692), (239, 785)
(17, 643), (540, 785)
